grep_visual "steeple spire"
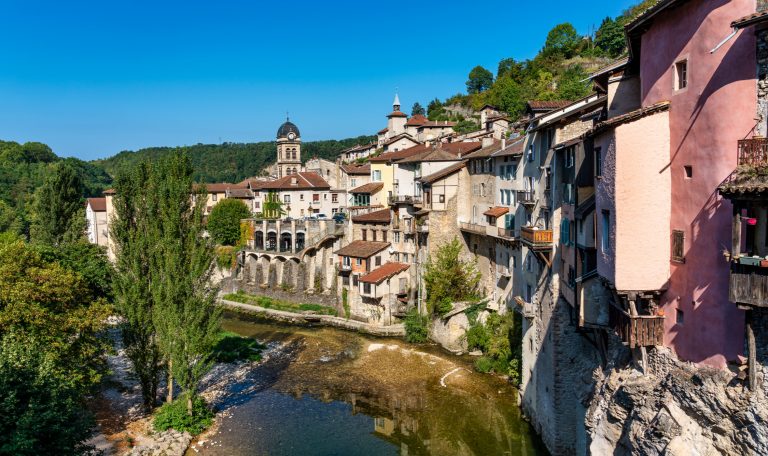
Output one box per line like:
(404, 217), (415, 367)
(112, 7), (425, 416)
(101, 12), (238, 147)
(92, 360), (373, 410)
(393, 93), (401, 111)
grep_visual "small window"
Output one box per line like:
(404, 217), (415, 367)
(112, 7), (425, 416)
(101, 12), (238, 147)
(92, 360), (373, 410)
(362, 229), (367, 241)
(439, 194), (445, 203)
(284, 195), (291, 203)
(601, 210), (610, 253)
(372, 230), (377, 241)
(375, 256), (382, 266)
(212, 194), (218, 202)
(672, 230), (685, 263)
(595, 147), (602, 177)
(353, 275), (359, 286)
(684, 166), (693, 179)
(356, 258), (362, 266)
(382, 230), (387, 242)
(675, 60), (688, 90)
(676, 308), (684, 325)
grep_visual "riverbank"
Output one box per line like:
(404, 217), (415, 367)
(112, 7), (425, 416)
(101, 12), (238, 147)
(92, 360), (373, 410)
(219, 298), (406, 337)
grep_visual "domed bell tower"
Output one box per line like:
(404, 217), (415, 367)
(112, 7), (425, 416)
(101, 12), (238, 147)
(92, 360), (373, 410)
(276, 118), (301, 178)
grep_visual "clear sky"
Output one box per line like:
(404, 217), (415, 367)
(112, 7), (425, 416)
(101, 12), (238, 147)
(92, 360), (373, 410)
(0, 0), (638, 160)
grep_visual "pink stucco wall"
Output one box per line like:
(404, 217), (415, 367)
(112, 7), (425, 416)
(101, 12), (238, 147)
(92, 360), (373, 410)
(640, 0), (756, 368)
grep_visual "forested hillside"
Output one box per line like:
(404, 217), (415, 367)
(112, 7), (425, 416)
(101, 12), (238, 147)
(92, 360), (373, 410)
(94, 135), (376, 184)
(0, 140), (113, 235)
(418, 0), (656, 122)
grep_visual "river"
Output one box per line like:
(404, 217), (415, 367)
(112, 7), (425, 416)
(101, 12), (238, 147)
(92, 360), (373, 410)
(190, 311), (546, 455)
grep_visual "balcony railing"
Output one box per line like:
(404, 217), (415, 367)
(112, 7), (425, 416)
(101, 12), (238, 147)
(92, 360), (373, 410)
(517, 190), (536, 207)
(609, 303), (665, 348)
(729, 262), (768, 308)
(388, 195), (423, 206)
(520, 226), (553, 249)
(339, 264), (352, 272)
(738, 138), (768, 167)
(459, 222), (487, 235)
(497, 227), (517, 240)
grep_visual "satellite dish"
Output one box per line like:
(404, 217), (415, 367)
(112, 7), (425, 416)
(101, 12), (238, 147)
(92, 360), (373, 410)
(388, 247), (395, 254)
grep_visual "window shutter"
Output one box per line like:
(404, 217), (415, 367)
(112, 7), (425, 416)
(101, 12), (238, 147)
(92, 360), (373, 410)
(672, 230), (685, 263)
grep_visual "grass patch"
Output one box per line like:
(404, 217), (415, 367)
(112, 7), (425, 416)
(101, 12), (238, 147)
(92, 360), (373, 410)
(212, 330), (264, 363)
(223, 291), (337, 316)
(153, 395), (214, 435)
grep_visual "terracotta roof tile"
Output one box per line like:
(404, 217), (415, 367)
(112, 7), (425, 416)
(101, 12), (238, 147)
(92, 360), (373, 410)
(387, 110), (408, 118)
(227, 188), (254, 198)
(341, 164), (370, 175)
(732, 10), (768, 28)
(359, 262), (410, 284)
(195, 182), (247, 193)
(484, 206), (509, 218)
(352, 208), (391, 224)
(378, 127), (389, 135)
(396, 141), (481, 164)
(380, 133), (419, 148)
(350, 182), (384, 194)
(527, 100), (574, 111)
(334, 240), (390, 259)
(419, 162), (466, 185)
(87, 197), (107, 212)
(259, 172), (331, 191)
(405, 115), (428, 126)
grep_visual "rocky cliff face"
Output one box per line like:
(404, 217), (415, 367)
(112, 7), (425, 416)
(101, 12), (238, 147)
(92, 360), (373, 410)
(586, 348), (768, 455)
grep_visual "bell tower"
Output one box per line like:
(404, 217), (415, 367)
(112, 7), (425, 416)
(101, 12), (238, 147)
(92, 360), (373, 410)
(276, 117), (301, 179)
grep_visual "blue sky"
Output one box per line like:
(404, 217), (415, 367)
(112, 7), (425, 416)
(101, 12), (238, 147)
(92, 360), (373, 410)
(0, 0), (638, 160)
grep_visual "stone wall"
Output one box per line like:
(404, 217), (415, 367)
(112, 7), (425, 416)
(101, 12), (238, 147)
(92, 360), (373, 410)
(757, 29), (768, 136)
(754, 307), (768, 397)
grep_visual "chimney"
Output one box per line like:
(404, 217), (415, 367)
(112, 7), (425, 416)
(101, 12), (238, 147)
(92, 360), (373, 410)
(502, 138), (506, 149)
(482, 137), (494, 148)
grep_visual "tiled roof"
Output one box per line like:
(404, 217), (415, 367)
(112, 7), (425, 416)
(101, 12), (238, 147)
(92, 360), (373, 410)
(625, 0), (683, 33)
(719, 167), (768, 195)
(341, 163), (370, 175)
(527, 100), (574, 111)
(483, 206), (509, 218)
(351, 208), (391, 224)
(334, 240), (390, 259)
(87, 197), (107, 212)
(227, 188), (254, 198)
(418, 120), (456, 128)
(350, 182), (384, 194)
(419, 162), (466, 185)
(259, 172), (331, 191)
(196, 182), (247, 193)
(592, 101), (670, 134)
(492, 138), (526, 157)
(405, 114), (428, 126)
(359, 262), (410, 284)
(397, 141), (482, 164)
(464, 140), (503, 159)
(380, 133), (419, 148)
(378, 127), (389, 135)
(387, 110), (408, 118)
(589, 57), (629, 80)
(732, 10), (768, 28)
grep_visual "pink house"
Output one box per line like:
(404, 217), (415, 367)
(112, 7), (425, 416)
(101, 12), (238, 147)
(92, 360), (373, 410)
(598, 0), (758, 369)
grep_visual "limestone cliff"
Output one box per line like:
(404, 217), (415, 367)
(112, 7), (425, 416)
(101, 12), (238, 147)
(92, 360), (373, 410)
(586, 348), (768, 455)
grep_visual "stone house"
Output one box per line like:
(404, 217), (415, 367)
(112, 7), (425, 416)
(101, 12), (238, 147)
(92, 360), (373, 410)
(86, 197), (108, 248)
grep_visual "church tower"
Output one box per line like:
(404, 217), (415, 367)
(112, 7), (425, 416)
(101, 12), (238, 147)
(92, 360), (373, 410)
(276, 118), (301, 179)
(386, 93), (407, 136)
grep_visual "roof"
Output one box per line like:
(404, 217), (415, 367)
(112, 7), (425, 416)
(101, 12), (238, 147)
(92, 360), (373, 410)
(196, 182), (247, 193)
(259, 172), (330, 191)
(277, 120), (300, 139)
(529, 94), (607, 132)
(464, 139), (503, 159)
(387, 110), (408, 118)
(732, 10), (768, 29)
(418, 120), (456, 129)
(405, 114), (428, 126)
(87, 197), (107, 212)
(492, 138), (526, 157)
(719, 165), (768, 196)
(227, 188), (254, 199)
(592, 101), (670, 135)
(527, 100), (574, 111)
(378, 127), (389, 135)
(396, 141), (482, 164)
(588, 57), (629, 81)
(359, 262), (410, 284)
(103, 188), (116, 195)
(350, 182), (384, 194)
(334, 240), (390, 259)
(419, 162), (466, 185)
(341, 163), (370, 175)
(351, 208), (391, 224)
(625, 0), (685, 34)
(483, 206), (509, 218)
(380, 133), (419, 148)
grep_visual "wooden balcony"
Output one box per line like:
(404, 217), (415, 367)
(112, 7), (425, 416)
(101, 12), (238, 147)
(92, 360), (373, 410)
(520, 226), (553, 250)
(609, 303), (665, 348)
(729, 262), (768, 308)
(738, 138), (768, 167)
(517, 190), (536, 207)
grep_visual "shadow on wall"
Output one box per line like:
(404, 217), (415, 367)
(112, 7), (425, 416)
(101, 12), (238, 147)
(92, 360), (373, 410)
(665, 187), (745, 366)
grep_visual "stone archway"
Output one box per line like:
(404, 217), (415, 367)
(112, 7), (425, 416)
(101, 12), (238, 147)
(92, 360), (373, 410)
(280, 232), (292, 253)
(296, 232), (306, 252)
(266, 232), (277, 251)
(255, 231), (264, 250)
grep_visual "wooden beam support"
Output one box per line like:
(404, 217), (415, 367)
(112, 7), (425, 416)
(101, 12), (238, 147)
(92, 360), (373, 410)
(747, 309), (757, 391)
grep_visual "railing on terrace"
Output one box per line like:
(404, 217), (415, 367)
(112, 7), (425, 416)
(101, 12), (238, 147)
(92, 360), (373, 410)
(388, 195), (423, 205)
(459, 222), (487, 235)
(738, 138), (768, 167)
(608, 303), (664, 348)
(517, 190), (536, 206)
(520, 226), (553, 248)
(497, 227), (517, 239)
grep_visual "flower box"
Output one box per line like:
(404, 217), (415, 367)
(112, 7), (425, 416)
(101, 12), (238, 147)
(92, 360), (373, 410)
(740, 257), (762, 267)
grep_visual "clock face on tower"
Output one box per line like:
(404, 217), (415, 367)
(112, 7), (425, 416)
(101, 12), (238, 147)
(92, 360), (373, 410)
(288, 132), (296, 140)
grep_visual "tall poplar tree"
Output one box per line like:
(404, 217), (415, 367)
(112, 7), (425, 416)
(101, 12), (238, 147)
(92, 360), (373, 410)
(30, 163), (85, 245)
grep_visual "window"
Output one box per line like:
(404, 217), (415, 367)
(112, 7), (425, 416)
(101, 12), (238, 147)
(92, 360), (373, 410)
(343, 256), (351, 267)
(601, 210), (610, 253)
(372, 230), (377, 241)
(561, 219), (571, 246)
(324, 194), (327, 200)
(675, 60), (688, 90)
(284, 195), (291, 203)
(684, 166), (693, 179)
(439, 194), (445, 203)
(373, 170), (382, 181)
(343, 275), (350, 286)
(353, 275), (359, 286)
(504, 213), (515, 230)
(375, 256), (382, 266)
(382, 231), (388, 242)
(350, 178), (357, 187)
(362, 229), (367, 241)
(356, 258), (362, 266)
(676, 308), (684, 325)
(363, 283), (372, 295)
(565, 148), (575, 168)
(394, 231), (400, 243)
(332, 208), (338, 214)
(527, 144), (535, 162)
(313, 193), (320, 202)
(212, 194), (218, 202)
(332, 193), (338, 203)
(300, 194), (304, 201)
(672, 230), (685, 263)
(255, 202), (260, 209)
(402, 253), (409, 263)
(595, 147), (603, 178)
(480, 183), (486, 197)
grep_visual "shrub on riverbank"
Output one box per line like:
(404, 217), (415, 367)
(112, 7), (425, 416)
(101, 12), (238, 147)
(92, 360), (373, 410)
(223, 291), (337, 316)
(153, 395), (214, 435)
(467, 312), (522, 384)
(212, 331), (264, 363)
(404, 309), (429, 343)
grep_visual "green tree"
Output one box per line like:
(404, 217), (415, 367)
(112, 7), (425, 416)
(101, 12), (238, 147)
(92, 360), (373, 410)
(427, 98), (445, 120)
(411, 102), (426, 116)
(466, 66), (494, 94)
(207, 198), (252, 246)
(423, 238), (481, 316)
(29, 163), (85, 246)
(542, 23), (582, 59)
(34, 241), (114, 300)
(453, 119), (481, 135)
(594, 17), (626, 57)
(497, 58), (525, 80)
(555, 65), (591, 100)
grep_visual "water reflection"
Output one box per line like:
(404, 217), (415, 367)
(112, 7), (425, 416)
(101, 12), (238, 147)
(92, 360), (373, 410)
(192, 313), (545, 456)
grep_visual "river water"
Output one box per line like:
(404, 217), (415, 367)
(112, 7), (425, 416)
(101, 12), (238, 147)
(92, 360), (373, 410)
(191, 312), (545, 455)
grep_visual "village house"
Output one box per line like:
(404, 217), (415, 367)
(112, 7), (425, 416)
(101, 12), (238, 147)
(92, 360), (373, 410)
(85, 197), (108, 248)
